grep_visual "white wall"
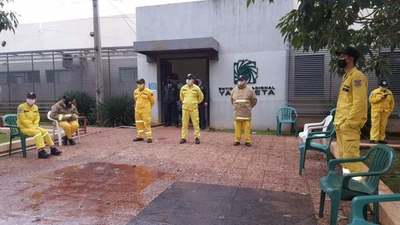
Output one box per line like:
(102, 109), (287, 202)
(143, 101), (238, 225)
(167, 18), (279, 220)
(136, 0), (294, 129)
(0, 15), (136, 52)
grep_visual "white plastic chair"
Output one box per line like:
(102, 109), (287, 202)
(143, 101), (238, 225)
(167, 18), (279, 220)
(47, 111), (80, 146)
(298, 115), (333, 144)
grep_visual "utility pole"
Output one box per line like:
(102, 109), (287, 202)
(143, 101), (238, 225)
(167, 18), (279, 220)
(92, 0), (104, 124)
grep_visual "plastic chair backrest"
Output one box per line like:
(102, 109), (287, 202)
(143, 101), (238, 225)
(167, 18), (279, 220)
(322, 115), (333, 132)
(3, 114), (19, 137)
(278, 107), (297, 122)
(329, 108), (336, 118)
(364, 145), (396, 192)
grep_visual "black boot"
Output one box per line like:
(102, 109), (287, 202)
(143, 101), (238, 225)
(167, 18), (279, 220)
(378, 140), (387, 144)
(68, 138), (76, 145)
(147, 139), (153, 143)
(38, 150), (50, 159)
(234, 142), (240, 146)
(180, 139), (187, 144)
(245, 143), (252, 147)
(62, 136), (68, 146)
(50, 147), (62, 156)
(133, 138), (144, 142)
(195, 138), (200, 145)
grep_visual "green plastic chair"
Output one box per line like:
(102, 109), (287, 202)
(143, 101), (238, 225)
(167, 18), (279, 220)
(2, 114), (28, 158)
(319, 145), (396, 225)
(276, 106), (298, 135)
(298, 123), (335, 175)
(348, 194), (400, 225)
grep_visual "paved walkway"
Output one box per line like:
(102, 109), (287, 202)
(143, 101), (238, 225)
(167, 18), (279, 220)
(0, 127), (349, 225)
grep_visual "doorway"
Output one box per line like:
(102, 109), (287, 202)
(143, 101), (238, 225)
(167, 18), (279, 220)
(159, 58), (210, 128)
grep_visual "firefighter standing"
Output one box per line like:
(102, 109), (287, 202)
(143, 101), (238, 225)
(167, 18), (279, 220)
(231, 75), (257, 147)
(133, 79), (155, 143)
(369, 80), (395, 144)
(334, 47), (368, 173)
(17, 92), (62, 159)
(51, 96), (80, 146)
(180, 74), (204, 144)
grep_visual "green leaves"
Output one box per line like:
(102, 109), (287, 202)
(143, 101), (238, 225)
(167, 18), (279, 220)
(247, 0), (400, 76)
(0, 0), (19, 45)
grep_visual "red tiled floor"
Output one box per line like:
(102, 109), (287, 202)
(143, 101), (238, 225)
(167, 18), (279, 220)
(0, 127), (350, 225)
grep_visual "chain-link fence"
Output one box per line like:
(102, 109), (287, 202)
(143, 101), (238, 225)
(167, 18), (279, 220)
(0, 46), (138, 117)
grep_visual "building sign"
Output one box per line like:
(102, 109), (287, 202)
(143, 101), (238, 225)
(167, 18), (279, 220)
(148, 82), (157, 91)
(218, 59), (276, 96)
(233, 59), (258, 84)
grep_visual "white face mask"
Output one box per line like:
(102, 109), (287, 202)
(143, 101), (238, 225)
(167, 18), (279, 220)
(186, 79), (193, 85)
(238, 81), (246, 86)
(26, 99), (36, 105)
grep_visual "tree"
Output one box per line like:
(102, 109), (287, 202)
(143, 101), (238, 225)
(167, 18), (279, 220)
(0, 0), (19, 47)
(247, 0), (400, 78)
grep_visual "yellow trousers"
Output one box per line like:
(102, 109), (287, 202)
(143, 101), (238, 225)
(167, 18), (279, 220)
(181, 109), (200, 139)
(336, 125), (363, 172)
(59, 121), (79, 139)
(135, 111), (152, 139)
(370, 111), (390, 141)
(234, 120), (251, 143)
(21, 127), (54, 150)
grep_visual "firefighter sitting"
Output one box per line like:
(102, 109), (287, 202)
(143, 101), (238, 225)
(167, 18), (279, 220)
(51, 96), (80, 146)
(17, 92), (62, 159)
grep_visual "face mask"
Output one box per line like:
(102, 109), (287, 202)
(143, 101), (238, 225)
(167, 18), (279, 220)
(26, 99), (36, 105)
(137, 84), (145, 89)
(337, 58), (347, 68)
(186, 79), (193, 85)
(238, 81), (246, 86)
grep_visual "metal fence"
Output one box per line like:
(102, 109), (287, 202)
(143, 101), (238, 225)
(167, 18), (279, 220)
(0, 46), (138, 113)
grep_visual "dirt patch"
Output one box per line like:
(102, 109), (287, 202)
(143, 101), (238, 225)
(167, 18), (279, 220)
(29, 162), (168, 219)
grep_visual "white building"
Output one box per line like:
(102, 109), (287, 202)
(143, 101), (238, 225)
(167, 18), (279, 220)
(135, 0), (296, 129)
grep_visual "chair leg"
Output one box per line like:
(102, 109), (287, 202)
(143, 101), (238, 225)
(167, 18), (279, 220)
(299, 147), (306, 175)
(329, 196), (340, 225)
(319, 190), (326, 218)
(9, 136), (12, 156)
(373, 202), (379, 224)
(21, 137), (27, 158)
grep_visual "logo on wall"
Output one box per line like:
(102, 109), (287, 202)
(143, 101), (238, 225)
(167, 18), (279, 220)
(233, 59), (258, 84)
(218, 59), (276, 97)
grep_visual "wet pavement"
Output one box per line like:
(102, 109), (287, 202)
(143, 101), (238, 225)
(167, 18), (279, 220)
(128, 182), (317, 225)
(0, 127), (348, 225)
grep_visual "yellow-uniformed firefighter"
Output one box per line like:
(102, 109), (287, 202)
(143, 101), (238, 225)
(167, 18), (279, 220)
(51, 96), (79, 146)
(180, 74), (204, 144)
(369, 80), (395, 144)
(17, 92), (62, 159)
(231, 75), (257, 147)
(133, 79), (155, 143)
(334, 47), (368, 173)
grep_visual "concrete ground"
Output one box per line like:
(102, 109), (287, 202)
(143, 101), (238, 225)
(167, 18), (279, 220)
(0, 127), (350, 225)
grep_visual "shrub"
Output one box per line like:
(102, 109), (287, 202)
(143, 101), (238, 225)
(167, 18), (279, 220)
(101, 95), (134, 127)
(63, 91), (96, 125)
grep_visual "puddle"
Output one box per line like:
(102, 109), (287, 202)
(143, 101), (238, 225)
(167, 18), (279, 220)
(29, 162), (168, 219)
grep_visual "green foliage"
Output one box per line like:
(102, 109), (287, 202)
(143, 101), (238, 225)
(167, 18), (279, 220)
(100, 95), (134, 127)
(247, 0), (400, 78)
(63, 91), (96, 125)
(0, 0), (19, 44)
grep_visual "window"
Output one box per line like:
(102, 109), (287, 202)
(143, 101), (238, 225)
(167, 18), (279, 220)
(119, 67), (137, 82)
(384, 53), (400, 95)
(0, 71), (41, 84)
(46, 70), (73, 83)
(294, 55), (325, 97)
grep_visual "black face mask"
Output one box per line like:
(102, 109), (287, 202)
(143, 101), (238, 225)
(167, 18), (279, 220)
(64, 100), (72, 108)
(337, 59), (347, 68)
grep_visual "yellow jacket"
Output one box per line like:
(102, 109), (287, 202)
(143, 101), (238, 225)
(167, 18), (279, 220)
(180, 84), (204, 111)
(369, 87), (395, 113)
(134, 88), (155, 112)
(17, 102), (40, 129)
(334, 67), (368, 129)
